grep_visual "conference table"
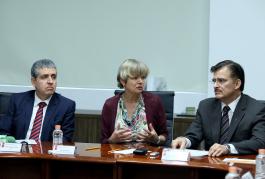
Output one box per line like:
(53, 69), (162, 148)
(0, 142), (256, 179)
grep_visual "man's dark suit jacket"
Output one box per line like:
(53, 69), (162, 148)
(101, 91), (168, 144)
(0, 90), (76, 142)
(185, 94), (265, 154)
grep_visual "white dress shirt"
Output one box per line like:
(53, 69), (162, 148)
(25, 93), (52, 140)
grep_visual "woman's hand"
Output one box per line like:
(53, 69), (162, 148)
(108, 123), (132, 143)
(137, 123), (162, 144)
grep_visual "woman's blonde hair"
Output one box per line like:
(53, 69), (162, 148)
(117, 59), (149, 88)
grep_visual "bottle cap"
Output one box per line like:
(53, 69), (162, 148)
(258, 149), (265, 155)
(55, 125), (61, 130)
(228, 166), (238, 174)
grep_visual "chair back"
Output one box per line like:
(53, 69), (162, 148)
(259, 100), (265, 105)
(114, 90), (174, 147)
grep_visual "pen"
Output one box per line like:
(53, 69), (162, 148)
(108, 148), (123, 153)
(85, 147), (101, 151)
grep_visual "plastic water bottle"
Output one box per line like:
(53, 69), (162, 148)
(225, 166), (240, 179)
(256, 149), (265, 179)
(53, 125), (63, 150)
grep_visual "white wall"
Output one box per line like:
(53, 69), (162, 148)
(0, 1), (210, 113)
(0, 85), (206, 114)
(209, 0), (265, 99)
(0, 0), (209, 92)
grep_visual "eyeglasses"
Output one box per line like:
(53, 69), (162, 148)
(210, 78), (228, 85)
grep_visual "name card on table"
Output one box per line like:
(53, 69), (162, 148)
(161, 148), (190, 162)
(15, 139), (37, 145)
(0, 143), (22, 153)
(48, 145), (76, 155)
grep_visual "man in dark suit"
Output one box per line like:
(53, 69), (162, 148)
(0, 59), (75, 142)
(172, 60), (265, 156)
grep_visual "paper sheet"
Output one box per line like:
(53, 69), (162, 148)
(241, 171), (254, 179)
(184, 149), (209, 157)
(111, 149), (136, 154)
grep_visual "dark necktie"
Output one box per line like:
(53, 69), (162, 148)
(220, 106), (231, 144)
(30, 102), (47, 141)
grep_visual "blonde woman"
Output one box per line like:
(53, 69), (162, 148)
(101, 59), (167, 145)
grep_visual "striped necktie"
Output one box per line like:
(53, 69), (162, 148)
(30, 102), (47, 141)
(220, 106), (231, 144)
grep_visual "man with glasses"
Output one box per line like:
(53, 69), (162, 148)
(0, 59), (76, 142)
(172, 60), (265, 156)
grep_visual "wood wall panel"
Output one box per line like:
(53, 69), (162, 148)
(74, 114), (101, 143)
(74, 113), (194, 143)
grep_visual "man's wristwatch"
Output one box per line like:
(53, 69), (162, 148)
(224, 144), (231, 154)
